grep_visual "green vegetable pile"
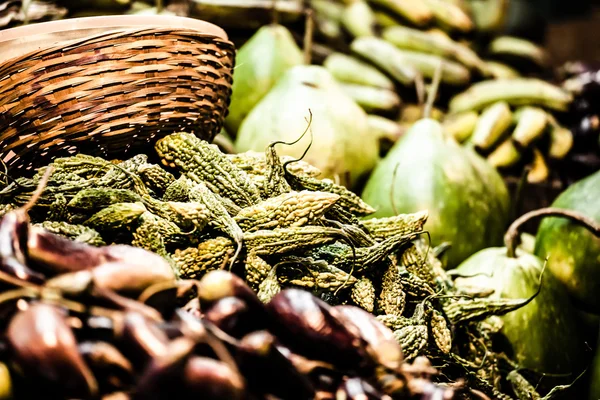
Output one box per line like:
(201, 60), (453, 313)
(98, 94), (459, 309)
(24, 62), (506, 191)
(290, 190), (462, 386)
(2, 131), (597, 399)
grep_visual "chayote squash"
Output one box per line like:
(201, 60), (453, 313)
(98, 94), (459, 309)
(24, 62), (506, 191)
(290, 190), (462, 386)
(361, 118), (510, 268)
(454, 247), (587, 375)
(235, 65), (379, 190)
(224, 24), (303, 136)
(535, 170), (600, 313)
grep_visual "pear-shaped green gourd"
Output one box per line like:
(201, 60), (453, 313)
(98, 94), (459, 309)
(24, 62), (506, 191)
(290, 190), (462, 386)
(236, 65), (379, 189)
(453, 208), (596, 376)
(535, 170), (600, 312)
(361, 118), (509, 268)
(224, 24), (303, 136)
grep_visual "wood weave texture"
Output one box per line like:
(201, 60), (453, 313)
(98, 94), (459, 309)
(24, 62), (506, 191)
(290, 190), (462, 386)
(0, 27), (235, 174)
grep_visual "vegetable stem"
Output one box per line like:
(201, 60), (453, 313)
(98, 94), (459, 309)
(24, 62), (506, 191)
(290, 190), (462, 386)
(271, 0), (279, 25)
(23, 166), (54, 213)
(424, 60), (443, 119)
(303, 9), (314, 66)
(505, 207), (600, 258)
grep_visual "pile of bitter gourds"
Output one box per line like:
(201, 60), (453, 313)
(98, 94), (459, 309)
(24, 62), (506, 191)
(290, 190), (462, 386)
(0, 132), (550, 398)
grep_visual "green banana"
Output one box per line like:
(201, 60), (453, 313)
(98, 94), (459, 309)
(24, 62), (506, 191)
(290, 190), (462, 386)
(324, 52), (395, 90)
(382, 25), (488, 75)
(442, 111), (478, 143)
(350, 37), (419, 86)
(487, 137), (521, 168)
(511, 107), (548, 147)
(400, 51), (471, 85)
(366, 0), (433, 26)
(471, 101), (512, 151)
(367, 114), (405, 143)
(423, 0), (473, 32)
(373, 9), (402, 28)
(449, 78), (573, 113)
(467, 0), (508, 33)
(488, 36), (549, 69)
(310, 0), (344, 20)
(400, 104), (444, 123)
(547, 115), (574, 159)
(339, 83), (402, 114)
(311, 0), (345, 41)
(341, 0), (377, 38)
(485, 60), (520, 79)
(527, 148), (549, 183)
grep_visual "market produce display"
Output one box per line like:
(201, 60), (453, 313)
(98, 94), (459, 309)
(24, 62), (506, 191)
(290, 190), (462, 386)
(2, 0), (600, 399)
(0, 175), (463, 398)
(0, 131), (583, 399)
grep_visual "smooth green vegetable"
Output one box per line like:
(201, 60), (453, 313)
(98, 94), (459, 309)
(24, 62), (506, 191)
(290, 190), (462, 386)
(362, 118), (509, 268)
(224, 24), (303, 136)
(535, 171), (600, 312)
(236, 65), (379, 190)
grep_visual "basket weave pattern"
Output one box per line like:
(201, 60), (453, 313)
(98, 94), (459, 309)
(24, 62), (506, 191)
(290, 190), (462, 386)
(0, 27), (235, 174)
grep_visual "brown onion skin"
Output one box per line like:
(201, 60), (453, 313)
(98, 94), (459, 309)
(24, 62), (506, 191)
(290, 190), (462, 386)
(7, 303), (98, 398)
(265, 289), (370, 370)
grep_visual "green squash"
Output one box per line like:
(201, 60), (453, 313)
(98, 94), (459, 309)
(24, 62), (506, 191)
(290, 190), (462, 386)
(535, 170), (600, 312)
(454, 247), (587, 375)
(224, 24), (303, 136)
(589, 326), (600, 400)
(235, 65), (379, 190)
(361, 118), (510, 268)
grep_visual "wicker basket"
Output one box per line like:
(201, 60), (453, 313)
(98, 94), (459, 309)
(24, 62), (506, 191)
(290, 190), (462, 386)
(0, 16), (236, 175)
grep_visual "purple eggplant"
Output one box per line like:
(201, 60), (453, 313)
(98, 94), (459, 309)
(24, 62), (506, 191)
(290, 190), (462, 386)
(116, 311), (171, 370)
(45, 259), (175, 298)
(335, 305), (403, 370)
(79, 341), (133, 392)
(198, 270), (270, 326)
(203, 296), (259, 338)
(0, 211), (45, 285)
(181, 356), (245, 400)
(182, 297), (202, 319)
(236, 330), (315, 399)
(7, 303), (98, 398)
(276, 345), (342, 392)
(336, 377), (391, 400)
(131, 337), (196, 400)
(266, 289), (371, 370)
(28, 228), (175, 282)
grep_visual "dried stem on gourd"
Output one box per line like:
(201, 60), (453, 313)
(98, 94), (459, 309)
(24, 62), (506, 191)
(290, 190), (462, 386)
(504, 207), (600, 258)
(271, 0), (279, 24)
(303, 9), (314, 65)
(423, 60), (443, 119)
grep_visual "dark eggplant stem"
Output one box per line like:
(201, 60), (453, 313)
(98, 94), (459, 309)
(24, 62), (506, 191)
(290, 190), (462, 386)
(505, 207), (600, 258)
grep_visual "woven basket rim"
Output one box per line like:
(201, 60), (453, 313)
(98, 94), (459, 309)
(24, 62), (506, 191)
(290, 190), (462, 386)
(0, 15), (229, 63)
